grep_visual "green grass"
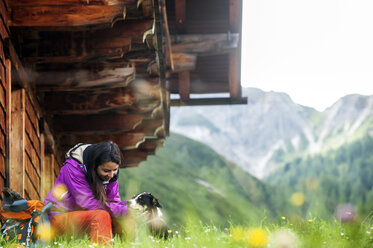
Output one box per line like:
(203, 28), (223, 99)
(4, 217), (372, 247)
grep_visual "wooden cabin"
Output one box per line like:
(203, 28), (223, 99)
(0, 0), (245, 201)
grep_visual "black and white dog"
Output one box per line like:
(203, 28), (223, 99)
(128, 192), (170, 239)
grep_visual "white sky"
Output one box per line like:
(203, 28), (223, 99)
(241, 0), (373, 111)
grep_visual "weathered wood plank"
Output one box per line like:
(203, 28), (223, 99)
(172, 53), (196, 72)
(175, 0), (186, 33)
(0, 130), (4, 158)
(171, 33), (239, 54)
(25, 153), (41, 191)
(43, 81), (162, 114)
(24, 173), (40, 200)
(58, 132), (145, 151)
(10, 89), (25, 195)
(41, 154), (54, 200)
(0, 82), (4, 111)
(53, 113), (143, 134)
(10, 0), (136, 6)
(35, 67), (135, 89)
(25, 94), (40, 138)
(121, 149), (148, 167)
(178, 71), (190, 101)
(229, 50), (240, 99)
(25, 134), (41, 172)
(25, 113), (41, 154)
(10, 6), (127, 27)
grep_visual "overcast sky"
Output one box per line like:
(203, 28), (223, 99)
(241, 0), (373, 111)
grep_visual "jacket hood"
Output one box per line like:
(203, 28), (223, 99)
(65, 143), (91, 164)
(65, 143), (119, 183)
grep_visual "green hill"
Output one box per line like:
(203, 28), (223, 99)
(118, 133), (290, 228)
(265, 134), (373, 219)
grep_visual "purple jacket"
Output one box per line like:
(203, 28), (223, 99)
(44, 158), (127, 218)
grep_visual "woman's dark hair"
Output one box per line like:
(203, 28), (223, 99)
(83, 141), (122, 204)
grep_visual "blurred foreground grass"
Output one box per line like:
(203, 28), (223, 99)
(3, 217), (373, 247)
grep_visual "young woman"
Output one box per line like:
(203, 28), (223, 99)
(44, 141), (133, 245)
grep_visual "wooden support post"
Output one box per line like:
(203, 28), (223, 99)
(229, 0), (242, 99)
(175, 0), (186, 33)
(178, 71), (190, 101)
(41, 153), (54, 200)
(5, 59), (11, 188)
(10, 89), (25, 195)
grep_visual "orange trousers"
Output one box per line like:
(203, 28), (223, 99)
(51, 209), (113, 245)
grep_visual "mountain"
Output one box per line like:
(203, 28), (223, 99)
(118, 133), (290, 227)
(170, 87), (373, 178)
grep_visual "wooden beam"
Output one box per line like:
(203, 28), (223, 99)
(171, 33), (239, 54)
(171, 97), (247, 106)
(178, 71), (190, 101)
(21, 20), (153, 64)
(172, 53), (196, 72)
(35, 67), (135, 90)
(11, 0), (136, 6)
(175, 0), (186, 33)
(53, 113), (143, 134)
(10, 5), (127, 27)
(58, 132), (146, 151)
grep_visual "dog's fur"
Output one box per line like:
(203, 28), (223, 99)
(128, 192), (170, 239)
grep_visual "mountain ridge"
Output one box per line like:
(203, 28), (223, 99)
(170, 87), (373, 178)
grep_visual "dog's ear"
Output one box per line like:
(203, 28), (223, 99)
(152, 198), (162, 208)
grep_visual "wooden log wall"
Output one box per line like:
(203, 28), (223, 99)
(0, 0), (10, 200)
(10, 89), (61, 200)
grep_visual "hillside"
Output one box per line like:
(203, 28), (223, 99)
(118, 133), (290, 227)
(265, 134), (373, 218)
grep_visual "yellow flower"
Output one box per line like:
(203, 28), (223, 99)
(168, 230), (172, 234)
(230, 226), (246, 242)
(281, 216), (286, 220)
(246, 228), (268, 248)
(308, 219), (313, 223)
(92, 243), (98, 247)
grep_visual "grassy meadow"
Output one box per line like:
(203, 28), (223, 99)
(11, 217), (372, 247)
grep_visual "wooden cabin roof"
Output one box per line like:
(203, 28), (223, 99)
(7, 0), (245, 167)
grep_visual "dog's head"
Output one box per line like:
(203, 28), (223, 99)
(128, 192), (162, 214)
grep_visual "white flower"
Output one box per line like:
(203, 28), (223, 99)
(185, 237), (191, 240)
(341, 233), (344, 236)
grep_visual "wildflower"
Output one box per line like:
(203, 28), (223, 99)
(175, 231), (179, 234)
(270, 228), (298, 248)
(335, 204), (356, 222)
(224, 227), (229, 231)
(290, 192), (305, 206)
(308, 219), (313, 223)
(282, 217), (286, 220)
(366, 231), (371, 235)
(92, 243), (98, 247)
(168, 230), (172, 234)
(246, 228), (268, 248)
(205, 228), (211, 233)
(341, 233), (344, 236)
(185, 237), (191, 240)
(230, 226), (246, 242)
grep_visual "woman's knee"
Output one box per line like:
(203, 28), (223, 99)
(92, 209), (111, 223)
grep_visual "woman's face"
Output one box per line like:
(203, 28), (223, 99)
(97, 161), (119, 181)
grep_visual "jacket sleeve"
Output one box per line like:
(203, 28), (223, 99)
(61, 161), (128, 218)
